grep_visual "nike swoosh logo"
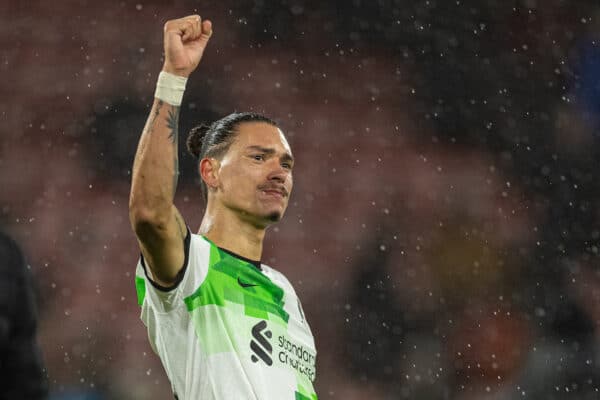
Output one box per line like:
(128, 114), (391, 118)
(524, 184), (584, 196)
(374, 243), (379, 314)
(238, 277), (258, 288)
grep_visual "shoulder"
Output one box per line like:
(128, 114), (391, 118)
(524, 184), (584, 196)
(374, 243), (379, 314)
(135, 230), (213, 311)
(261, 264), (297, 295)
(188, 232), (212, 261)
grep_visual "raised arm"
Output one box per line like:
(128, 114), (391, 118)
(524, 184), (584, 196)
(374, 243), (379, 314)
(129, 15), (213, 286)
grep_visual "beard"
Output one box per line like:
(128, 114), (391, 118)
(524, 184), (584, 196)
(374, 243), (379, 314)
(266, 211), (282, 222)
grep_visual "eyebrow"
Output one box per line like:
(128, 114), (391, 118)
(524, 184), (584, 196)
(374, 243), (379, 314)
(245, 145), (294, 163)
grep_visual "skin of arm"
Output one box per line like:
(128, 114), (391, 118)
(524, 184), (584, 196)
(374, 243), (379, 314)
(128, 15), (213, 286)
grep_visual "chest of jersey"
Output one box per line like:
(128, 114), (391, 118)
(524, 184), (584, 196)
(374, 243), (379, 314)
(182, 245), (317, 399)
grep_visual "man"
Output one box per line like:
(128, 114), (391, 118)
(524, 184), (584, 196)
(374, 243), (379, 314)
(129, 14), (318, 400)
(0, 231), (48, 399)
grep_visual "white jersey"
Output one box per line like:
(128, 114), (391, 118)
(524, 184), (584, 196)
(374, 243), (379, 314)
(135, 231), (318, 400)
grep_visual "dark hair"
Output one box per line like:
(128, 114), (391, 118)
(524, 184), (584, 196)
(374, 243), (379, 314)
(187, 112), (278, 201)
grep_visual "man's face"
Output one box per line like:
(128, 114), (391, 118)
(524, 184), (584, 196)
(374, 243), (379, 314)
(212, 121), (294, 228)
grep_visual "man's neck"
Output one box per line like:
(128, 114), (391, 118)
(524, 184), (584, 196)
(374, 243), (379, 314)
(198, 203), (266, 262)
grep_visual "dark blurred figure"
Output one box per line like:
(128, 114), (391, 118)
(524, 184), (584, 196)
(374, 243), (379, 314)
(0, 231), (48, 399)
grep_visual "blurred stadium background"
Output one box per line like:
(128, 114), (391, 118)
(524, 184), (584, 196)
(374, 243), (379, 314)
(2, 0), (600, 398)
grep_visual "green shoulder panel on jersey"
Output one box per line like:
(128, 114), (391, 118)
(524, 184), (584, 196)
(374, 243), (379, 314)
(135, 276), (146, 306)
(183, 237), (290, 323)
(295, 389), (318, 400)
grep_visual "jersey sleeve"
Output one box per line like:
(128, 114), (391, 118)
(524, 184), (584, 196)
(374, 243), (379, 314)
(134, 231), (212, 396)
(135, 230), (211, 314)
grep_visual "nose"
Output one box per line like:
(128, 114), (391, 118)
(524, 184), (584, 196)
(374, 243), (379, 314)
(267, 161), (289, 183)
(268, 168), (286, 183)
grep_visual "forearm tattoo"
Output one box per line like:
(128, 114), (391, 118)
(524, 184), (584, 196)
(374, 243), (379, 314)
(166, 105), (181, 194)
(166, 106), (180, 143)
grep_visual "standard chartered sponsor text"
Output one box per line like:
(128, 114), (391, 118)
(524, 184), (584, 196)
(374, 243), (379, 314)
(277, 335), (316, 382)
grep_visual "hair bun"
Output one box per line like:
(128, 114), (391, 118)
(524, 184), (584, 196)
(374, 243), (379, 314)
(186, 123), (211, 159)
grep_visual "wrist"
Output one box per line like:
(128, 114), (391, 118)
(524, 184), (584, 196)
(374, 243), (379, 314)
(161, 63), (192, 78)
(154, 71), (188, 106)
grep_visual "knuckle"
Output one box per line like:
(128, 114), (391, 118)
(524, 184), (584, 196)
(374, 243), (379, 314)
(163, 15), (203, 33)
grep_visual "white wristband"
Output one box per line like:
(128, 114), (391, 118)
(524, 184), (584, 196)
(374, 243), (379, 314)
(154, 71), (188, 106)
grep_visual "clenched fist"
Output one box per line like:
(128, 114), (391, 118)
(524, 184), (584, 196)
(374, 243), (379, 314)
(162, 15), (213, 77)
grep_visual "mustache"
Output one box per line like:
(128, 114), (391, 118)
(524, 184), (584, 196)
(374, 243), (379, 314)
(258, 183), (289, 197)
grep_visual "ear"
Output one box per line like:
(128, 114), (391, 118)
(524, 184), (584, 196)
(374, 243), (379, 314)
(200, 158), (220, 190)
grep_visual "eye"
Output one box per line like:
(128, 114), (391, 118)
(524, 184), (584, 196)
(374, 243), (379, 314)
(282, 162), (292, 169)
(252, 154), (265, 161)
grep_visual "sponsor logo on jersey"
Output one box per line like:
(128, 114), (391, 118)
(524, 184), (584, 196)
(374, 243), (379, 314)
(250, 320), (273, 365)
(277, 335), (317, 382)
(249, 320), (317, 381)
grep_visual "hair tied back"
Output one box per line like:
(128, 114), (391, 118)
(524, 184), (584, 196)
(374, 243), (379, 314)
(186, 123), (211, 159)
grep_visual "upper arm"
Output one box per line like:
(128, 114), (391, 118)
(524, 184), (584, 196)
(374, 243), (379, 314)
(133, 205), (188, 287)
